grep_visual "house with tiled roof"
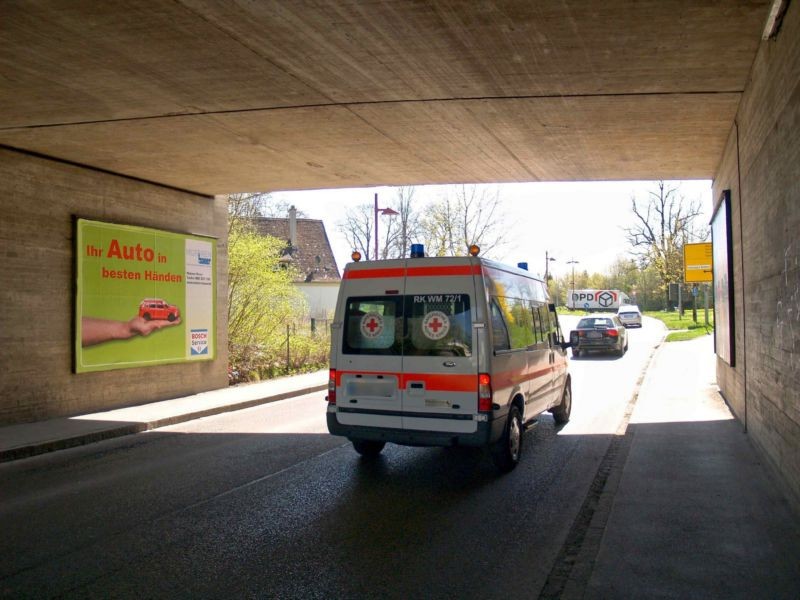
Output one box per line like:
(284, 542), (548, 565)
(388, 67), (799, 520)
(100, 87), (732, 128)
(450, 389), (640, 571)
(251, 207), (341, 320)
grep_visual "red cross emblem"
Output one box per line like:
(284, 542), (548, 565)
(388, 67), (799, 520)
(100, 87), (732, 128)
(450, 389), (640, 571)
(422, 311), (450, 340)
(360, 313), (384, 338)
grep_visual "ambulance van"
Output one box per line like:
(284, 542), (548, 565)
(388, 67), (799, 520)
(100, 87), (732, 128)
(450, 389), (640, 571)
(326, 245), (572, 472)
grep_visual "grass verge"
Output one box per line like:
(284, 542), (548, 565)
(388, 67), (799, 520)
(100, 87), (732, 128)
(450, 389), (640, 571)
(645, 309), (714, 342)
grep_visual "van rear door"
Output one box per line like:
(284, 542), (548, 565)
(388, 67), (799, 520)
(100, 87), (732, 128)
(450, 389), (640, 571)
(401, 260), (479, 435)
(335, 263), (406, 431)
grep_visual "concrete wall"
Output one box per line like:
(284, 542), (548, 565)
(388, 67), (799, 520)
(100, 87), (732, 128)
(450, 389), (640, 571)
(713, 2), (800, 510)
(0, 148), (228, 424)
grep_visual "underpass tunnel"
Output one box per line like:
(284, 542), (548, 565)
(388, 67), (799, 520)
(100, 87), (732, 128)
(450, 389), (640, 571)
(0, 1), (798, 512)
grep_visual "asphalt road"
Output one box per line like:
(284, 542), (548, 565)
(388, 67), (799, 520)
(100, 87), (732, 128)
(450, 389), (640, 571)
(0, 317), (664, 599)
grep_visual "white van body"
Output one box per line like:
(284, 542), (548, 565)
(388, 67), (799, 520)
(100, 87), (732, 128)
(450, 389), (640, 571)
(326, 254), (572, 471)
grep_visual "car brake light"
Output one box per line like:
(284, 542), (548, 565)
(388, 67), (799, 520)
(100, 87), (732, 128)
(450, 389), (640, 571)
(327, 369), (336, 405)
(606, 329), (619, 337)
(478, 373), (492, 412)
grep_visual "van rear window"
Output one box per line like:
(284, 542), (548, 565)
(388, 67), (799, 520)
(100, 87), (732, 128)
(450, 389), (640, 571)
(342, 295), (472, 357)
(343, 297), (403, 355)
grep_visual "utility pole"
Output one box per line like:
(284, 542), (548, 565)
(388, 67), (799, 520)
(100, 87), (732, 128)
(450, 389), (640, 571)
(373, 192), (399, 260)
(545, 251), (556, 282)
(567, 259), (579, 309)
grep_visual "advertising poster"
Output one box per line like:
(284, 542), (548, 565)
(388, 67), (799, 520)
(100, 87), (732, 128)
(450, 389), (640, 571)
(711, 191), (735, 366)
(75, 218), (216, 373)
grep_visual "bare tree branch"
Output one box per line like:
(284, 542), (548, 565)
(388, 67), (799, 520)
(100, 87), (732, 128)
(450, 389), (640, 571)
(623, 181), (706, 305)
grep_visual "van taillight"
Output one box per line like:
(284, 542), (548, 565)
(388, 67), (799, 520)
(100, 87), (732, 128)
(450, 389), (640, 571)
(327, 369), (336, 405)
(478, 373), (492, 412)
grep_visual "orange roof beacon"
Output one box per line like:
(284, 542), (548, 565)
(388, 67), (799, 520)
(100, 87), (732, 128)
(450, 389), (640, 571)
(138, 298), (180, 322)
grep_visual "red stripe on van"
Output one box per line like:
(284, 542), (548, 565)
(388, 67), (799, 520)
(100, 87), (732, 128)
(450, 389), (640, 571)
(336, 370), (477, 392)
(402, 373), (478, 392)
(343, 264), (481, 279)
(343, 268), (406, 279)
(405, 265), (482, 277)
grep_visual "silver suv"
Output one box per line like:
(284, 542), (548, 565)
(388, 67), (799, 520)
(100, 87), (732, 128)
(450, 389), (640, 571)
(617, 305), (642, 328)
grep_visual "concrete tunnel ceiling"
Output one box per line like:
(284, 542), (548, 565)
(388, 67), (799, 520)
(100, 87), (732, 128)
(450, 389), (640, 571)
(0, 1), (772, 196)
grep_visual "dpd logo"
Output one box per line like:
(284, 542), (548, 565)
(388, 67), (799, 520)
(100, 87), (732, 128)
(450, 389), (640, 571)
(597, 291), (617, 307)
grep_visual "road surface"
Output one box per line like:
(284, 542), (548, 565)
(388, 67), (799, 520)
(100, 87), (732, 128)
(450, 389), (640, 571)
(0, 317), (664, 598)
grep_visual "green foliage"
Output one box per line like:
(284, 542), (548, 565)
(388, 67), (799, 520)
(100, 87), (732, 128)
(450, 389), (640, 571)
(227, 220), (311, 379)
(556, 307), (591, 317)
(665, 328), (712, 342)
(625, 181), (708, 307)
(644, 308), (714, 343)
(644, 309), (714, 331)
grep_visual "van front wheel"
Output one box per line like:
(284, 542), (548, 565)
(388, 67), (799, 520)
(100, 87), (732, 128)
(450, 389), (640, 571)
(352, 439), (385, 457)
(491, 406), (522, 473)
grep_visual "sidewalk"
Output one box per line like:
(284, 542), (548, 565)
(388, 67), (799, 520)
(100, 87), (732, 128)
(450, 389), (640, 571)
(0, 369), (328, 463)
(580, 336), (800, 598)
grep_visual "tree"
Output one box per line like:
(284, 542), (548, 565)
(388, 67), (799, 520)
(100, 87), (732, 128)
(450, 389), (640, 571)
(227, 219), (306, 371)
(605, 256), (640, 292)
(385, 186), (422, 259)
(336, 184), (505, 260)
(421, 185), (505, 257)
(624, 181), (706, 307)
(337, 202), (376, 260)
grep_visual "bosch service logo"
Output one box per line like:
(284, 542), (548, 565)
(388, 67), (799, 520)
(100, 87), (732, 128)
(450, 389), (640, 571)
(597, 291), (618, 307)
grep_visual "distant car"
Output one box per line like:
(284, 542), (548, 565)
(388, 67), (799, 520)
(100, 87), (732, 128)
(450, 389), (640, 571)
(617, 305), (642, 328)
(138, 298), (180, 322)
(570, 315), (628, 357)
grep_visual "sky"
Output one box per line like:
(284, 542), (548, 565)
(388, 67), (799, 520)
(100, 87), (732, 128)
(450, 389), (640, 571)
(270, 180), (713, 280)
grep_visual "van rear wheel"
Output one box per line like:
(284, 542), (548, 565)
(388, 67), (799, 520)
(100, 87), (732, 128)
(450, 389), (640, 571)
(491, 406), (522, 473)
(352, 439), (385, 457)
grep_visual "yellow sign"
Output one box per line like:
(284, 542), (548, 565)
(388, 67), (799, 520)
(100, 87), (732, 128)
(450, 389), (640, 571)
(684, 242), (713, 283)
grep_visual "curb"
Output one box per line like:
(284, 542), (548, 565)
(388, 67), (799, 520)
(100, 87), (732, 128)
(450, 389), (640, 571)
(0, 383), (328, 463)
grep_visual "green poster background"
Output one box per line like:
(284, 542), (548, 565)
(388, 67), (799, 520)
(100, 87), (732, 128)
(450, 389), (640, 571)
(75, 219), (216, 373)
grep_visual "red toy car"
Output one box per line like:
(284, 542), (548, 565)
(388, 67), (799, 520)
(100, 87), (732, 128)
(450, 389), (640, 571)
(138, 298), (180, 322)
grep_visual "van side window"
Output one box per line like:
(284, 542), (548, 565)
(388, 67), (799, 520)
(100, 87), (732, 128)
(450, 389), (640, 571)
(503, 296), (535, 349)
(538, 306), (555, 346)
(490, 299), (510, 352)
(531, 304), (542, 343)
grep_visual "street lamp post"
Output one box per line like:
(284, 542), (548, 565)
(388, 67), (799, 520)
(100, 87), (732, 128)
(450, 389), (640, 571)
(374, 193), (399, 260)
(545, 250), (556, 281)
(567, 259), (579, 308)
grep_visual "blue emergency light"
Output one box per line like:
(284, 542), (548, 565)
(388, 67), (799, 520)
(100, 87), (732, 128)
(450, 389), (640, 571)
(410, 244), (425, 258)
(517, 262), (528, 271)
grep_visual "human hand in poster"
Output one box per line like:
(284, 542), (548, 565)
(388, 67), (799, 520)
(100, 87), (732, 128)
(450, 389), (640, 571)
(81, 316), (182, 347)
